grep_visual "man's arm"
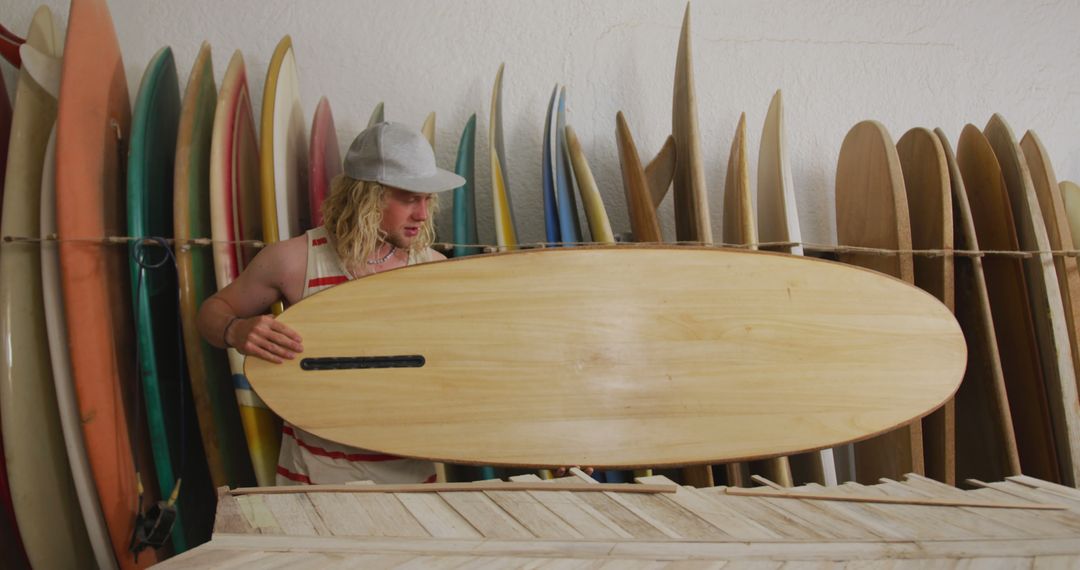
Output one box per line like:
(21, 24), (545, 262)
(196, 238), (305, 363)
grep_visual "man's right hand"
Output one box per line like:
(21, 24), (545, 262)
(227, 315), (304, 364)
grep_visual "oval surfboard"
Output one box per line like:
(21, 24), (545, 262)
(956, 124), (1059, 483)
(489, 63), (517, 249)
(984, 114), (1080, 486)
(452, 114), (479, 257)
(55, 0), (158, 566)
(209, 49), (280, 488)
(0, 6), (94, 568)
(935, 128), (1020, 483)
(616, 112), (662, 243)
(128, 45), (214, 553)
(672, 5), (711, 244)
(896, 127), (956, 486)
(556, 87), (582, 245)
(1063, 181), (1080, 248)
(246, 248), (965, 469)
(309, 96), (341, 228)
(174, 42), (256, 490)
(835, 120), (924, 484)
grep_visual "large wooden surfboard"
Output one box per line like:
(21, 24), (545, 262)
(834, 120), (924, 484)
(616, 112), (662, 243)
(723, 112), (792, 487)
(209, 50), (280, 488)
(308, 96), (341, 228)
(490, 63), (518, 249)
(556, 87), (582, 245)
(175, 42), (256, 490)
(956, 124), (1059, 483)
(1020, 130), (1080, 400)
(565, 125), (614, 243)
(55, 0), (158, 566)
(452, 114), (480, 257)
(0, 7), (93, 568)
(984, 114), (1080, 486)
(756, 90), (835, 486)
(1063, 181), (1080, 246)
(542, 85), (560, 244)
(935, 128), (1021, 483)
(672, 4), (711, 244)
(260, 35), (309, 249)
(896, 127), (956, 485)
(128, 45), (214, 553)
(246, 248), (965, 469)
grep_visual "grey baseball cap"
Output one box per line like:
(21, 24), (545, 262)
(343, 121), (465, 193)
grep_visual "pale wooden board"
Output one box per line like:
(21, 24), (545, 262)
(934, 128), (1021, 483)
(897, 127), (956, 487)
(956, 123), (1061, 483)
(671, 4), (711, 244)
(645, 136), (676, 210)
(246, 247), (965, 469)
(1062, 181), (1080, 249)
(834, 120), (923, 483)
(489, 63), (517, 249)
(616, 112), (662, 242)
(1021, 130), (1080, 406)
(984, 114), (1080, 486)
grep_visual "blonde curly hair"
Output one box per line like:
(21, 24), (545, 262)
(320, 175), (439, 272)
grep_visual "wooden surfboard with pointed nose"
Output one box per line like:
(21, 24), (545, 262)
(246, 247), (965, 470)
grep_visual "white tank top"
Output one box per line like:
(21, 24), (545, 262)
(275, 227), (439, 485)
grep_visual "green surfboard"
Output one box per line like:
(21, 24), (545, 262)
(127, 46), (214, 552)
(452, 114), (478, 258)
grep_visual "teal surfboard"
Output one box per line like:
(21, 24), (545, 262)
(555, 87), (582, 244)
(127, 46), (215, 552)
(452, 114), (479, 258)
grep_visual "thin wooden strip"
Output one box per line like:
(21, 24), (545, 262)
(952, 558), (1034, 570)
(823, 484), (954, 539)
(697, 487), (829, 540)
(837, 482), (979, 539)
(611, 490), (725, 540)
(229, 482), (676, 496)
(661, 561), (728, 570)
(1008, 474), (1080, 500)
(394, 555), (476, 570)
(485, 489), (586, 539)
(319, 553), (418, 570)
(995, 481), (1080, 510)
(886, 475), (1043, 537)
(396, 492), (484, 539)
(551, 472), (680, 539)
(637, 475), (779, 540)
(968, 480), (1080, 522)
(722, 485), (1062, 509)
(598, 560), (668, 569)
(871, 480), (1020, 539)
(794, 483), (912, 540)
(345, 493), (429, 538)
(152, 545), (264, 569)
(215, 486), (257, 535)
(439, 491), (535, 539)
(1034, 555), (1080, 569)
(516, 480), (634, 539)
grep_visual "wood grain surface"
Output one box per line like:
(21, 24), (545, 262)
(671, 4), (711, 244)
(246, 247), (965, 469)
(616, 112), (662, 243)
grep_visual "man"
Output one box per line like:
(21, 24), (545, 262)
(197, 122), (463, 485)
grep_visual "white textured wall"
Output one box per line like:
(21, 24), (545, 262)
(3, 0), (1079, 247)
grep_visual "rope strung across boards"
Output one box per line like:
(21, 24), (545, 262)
(5, 233), (1080, 259)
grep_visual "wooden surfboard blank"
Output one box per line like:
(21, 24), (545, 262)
(616, 112), (662, 243)
(1061, 181), (1080, 247)
(935, 128), (1020, 483)
(834, 120), (924, 484)
(984, 114), (1080, 486)
(1020, 130), (1080, 401)
(309, 96), (341, 228)
(0, 7), (94, 567)
(246, 247), (966, 469)
(55, 0), (158, 565)
(896, 127), (956, 486)
(260, 35), (309, 244)
(723, 111), (791, 487)
(956, 124), (1059, 483)
(671, 4), (711, 244)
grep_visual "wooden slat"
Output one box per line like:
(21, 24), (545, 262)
(439, 491), (535, 539)
(234, 494), (282, 534)
(1008, 474), (1080, 501)
(637, 476), (779, 540)
(1034, 555), (1080, 569)
(512, 474), (634, 539)
(962, 483), (1080, 533)
(871, 480), (1020, 539)
(395, 493), (483, 539)
(485, 489), (586, 539)
(230, 481), (676, 496)
(214, 486), (257, 535)
(697, 487), (829, 540)
(797, 483), (913, 540)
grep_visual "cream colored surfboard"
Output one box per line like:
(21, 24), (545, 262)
(984, 114), (1080, 486)
(490, 64), (517, 249)
(1063, 181), (1080, 248)
(565, 125), (614, 243)
(616, 112), (662, 243)
(246, 247), (965, 469)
